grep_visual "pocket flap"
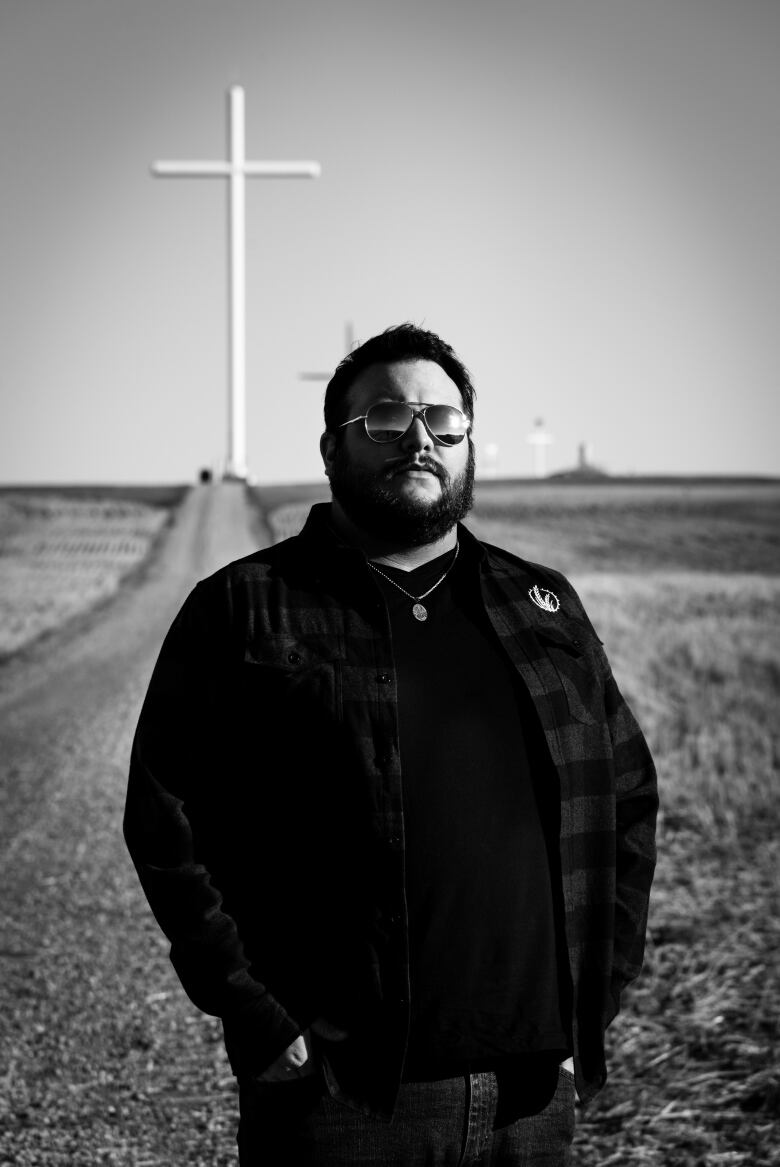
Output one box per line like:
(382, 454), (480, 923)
(243, 633), (346, 669)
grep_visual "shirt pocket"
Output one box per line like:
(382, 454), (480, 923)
(241, 633), (346, 722)
(536, 627), (602, 726)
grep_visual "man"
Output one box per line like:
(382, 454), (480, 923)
(124, 324), (657, 1165)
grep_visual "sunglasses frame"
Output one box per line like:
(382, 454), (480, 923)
(338, 401), (471, 446)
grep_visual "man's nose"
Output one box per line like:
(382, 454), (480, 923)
(398, 415), (433, 453)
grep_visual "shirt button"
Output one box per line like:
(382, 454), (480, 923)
(287, 651), (302, 665)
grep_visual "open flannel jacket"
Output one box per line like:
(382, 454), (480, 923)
(124, 503), (658, 1119)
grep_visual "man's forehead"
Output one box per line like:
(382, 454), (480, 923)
(350, 359), (462, 403)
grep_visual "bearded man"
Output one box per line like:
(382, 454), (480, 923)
(124, 323), (657, 1166)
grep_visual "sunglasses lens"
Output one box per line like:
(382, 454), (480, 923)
(364, 403), (416, 443)
(364, 403), (468, 444)
(425, 405), (469, 445)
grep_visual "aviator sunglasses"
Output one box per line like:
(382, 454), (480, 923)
(339, 402), (470, 446)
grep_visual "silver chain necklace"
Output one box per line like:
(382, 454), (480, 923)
(368, 543), (459, 622)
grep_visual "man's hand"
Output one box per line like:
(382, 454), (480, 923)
(256, 1018), (349, 1082)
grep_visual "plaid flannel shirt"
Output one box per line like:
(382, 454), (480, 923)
(125, 503), (657, 1118)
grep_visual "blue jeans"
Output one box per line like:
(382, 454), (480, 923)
(238, 1066), (576, 1165)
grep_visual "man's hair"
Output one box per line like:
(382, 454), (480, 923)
(323, 323), (476, 433)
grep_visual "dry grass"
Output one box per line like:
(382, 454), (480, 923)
(466, 483), (780, 1166)
(0, 492), (177, 659)
(565, 571), (780, 1165)
(472, 481), (780, 576)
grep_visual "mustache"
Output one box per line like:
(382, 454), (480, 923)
(385, 457), (445, 480)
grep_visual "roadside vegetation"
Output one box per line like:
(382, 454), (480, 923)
(0, 488), (186, 660)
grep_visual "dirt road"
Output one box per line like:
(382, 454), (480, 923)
(0, 484), (271, 1167)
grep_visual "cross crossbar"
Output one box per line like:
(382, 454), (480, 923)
(151, 86), (321, 479)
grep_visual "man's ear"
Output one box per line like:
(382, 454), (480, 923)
(320, 431), (337, 479)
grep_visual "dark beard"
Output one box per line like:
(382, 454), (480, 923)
(329, 441), (475, 547)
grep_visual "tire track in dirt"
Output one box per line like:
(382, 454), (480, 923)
(0, 483), (271, 1167)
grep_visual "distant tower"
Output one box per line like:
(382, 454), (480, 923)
(551, 439), (608, 481)
(527, 418), (553, 478)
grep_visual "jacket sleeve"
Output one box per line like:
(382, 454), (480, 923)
(123, 579), (302, 1073)
(600, 652), (658, 1011)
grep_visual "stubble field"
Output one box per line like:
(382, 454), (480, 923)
(0, 488), (186, 661)
(471, 481), (780, 1165)
(1, 479), (778, 1165)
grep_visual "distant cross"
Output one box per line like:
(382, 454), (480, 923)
(481, 442), (500, 479)
(299, 321), (356, 383)
(527, 417), (553, 478)
(151, 85), (320, 480)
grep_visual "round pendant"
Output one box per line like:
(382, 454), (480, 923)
(412, 603), (428, 622)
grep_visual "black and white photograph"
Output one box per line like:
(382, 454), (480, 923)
(0, 2), (777, 1164)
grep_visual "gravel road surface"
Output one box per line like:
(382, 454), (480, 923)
(0, 484), (271, 1167)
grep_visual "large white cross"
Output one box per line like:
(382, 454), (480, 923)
(151, 85), (320, 480)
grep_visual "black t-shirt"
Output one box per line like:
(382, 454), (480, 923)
(369, 544), (571, 1079)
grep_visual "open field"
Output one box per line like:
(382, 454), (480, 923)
(472, 480), (780, 575)
(0, 479), (778, 1165)
(0, 487), (188, 661)
(463, 482), (780, 1165)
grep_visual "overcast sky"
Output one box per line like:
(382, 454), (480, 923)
(1, 0), (778, 484)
